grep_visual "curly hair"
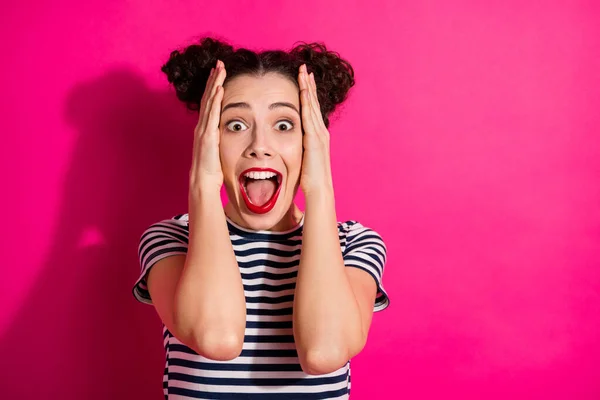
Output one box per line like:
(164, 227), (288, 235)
(161, 37), (355, 128)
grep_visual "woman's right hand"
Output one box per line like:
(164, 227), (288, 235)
(189, 60), (227, 197)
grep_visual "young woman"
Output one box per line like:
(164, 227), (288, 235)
(133, 37), (390, 399)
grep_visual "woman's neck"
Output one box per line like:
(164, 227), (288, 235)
(223, 202), (304, 232)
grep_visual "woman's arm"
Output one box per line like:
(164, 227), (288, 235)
(293, 189), (377, 375)
(293, 65), (379, 375)
(147, 193), (246, 361)
(148, 61), (246, 361)
(179, 192), (246, 358)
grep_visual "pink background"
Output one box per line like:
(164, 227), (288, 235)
(2, 0), (599, 399)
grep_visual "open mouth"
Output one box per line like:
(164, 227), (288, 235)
(238, 167), (283, 214)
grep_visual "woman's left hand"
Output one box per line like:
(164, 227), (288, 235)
(298, 64), (334, 198)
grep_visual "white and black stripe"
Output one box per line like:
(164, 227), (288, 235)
(133, 213), (389, 399)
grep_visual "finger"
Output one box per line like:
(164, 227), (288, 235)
(208, 60), (225, 100)
(300, 87), (317, 136)
(304, 72), (324, 131)
(205, 85), (224, 136)
(194, 68), (215, 165)
(193, 62), (225, 170)
(309, 73), (322, 110)
(201, 62), (221, 117)
(201, 62), (227, 133)
(198, 61), (221, 127)
(307, 73), (320, 116)
(308, 73), (327, 131)
(204, 66), (217, 102)
(196, 67), (215, 128)
(298, 70), (314, 134)
(298, 66), (313, 134)
(297, 64), (308, 92)
(214, 60), (227, 88)
(299, 67), (326, 137)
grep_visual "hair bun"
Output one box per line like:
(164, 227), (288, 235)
(161, 38), (234, 110)
(290, 42), (355, 121)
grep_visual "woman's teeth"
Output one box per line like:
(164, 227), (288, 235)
(244, 171), (277, 180)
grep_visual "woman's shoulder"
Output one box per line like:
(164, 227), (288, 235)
(141, 213), (190, 236)
(337, 219), (386, 244)
(338, 219), (383, 242)
(337, 219), (378, 234)
(172, 213), (190, 223)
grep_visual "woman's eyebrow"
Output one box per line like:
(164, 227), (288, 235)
(269, 102), (299, 115)
(221, 102), (251, 113)
(221, 101), (299, 116)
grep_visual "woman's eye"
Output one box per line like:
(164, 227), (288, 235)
(276, 121), (293, 131)
(226, 121), (248, 132)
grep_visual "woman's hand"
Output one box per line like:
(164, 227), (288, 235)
(189, 60), (227, 197)
(298, 64), (334, 198)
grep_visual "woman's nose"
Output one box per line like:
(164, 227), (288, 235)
(246, 130), (273, 159)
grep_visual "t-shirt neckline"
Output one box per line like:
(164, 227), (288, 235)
(224, 213), (305, 237)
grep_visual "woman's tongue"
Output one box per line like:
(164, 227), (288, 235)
(246, 179), (276, 206)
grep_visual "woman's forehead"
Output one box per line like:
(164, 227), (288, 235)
(222, 73), (299, 107)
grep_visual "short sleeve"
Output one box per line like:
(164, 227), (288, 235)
(132, 215), (190, 305)
(342, 221), (390, 312)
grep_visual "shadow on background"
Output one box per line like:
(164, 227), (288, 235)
(1, 69), (195, 399)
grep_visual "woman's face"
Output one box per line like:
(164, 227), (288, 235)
(219, 72), (303, 231)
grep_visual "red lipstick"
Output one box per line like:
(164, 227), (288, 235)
(238, 167), (283, 215)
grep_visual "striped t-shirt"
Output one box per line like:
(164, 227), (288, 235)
(133, 213), (389, 399)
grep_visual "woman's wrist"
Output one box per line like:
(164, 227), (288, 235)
(304, 185), (335, 209)
(188, 188), (224, 222)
